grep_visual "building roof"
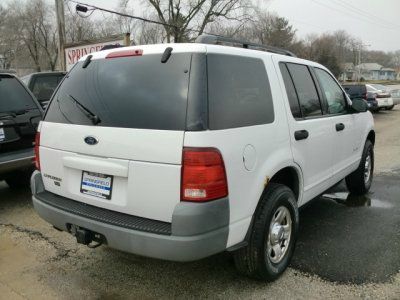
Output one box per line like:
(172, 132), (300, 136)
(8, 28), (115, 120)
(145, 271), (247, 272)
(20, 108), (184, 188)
(381, 68), (395, 72)
(355, 63), (383, 71)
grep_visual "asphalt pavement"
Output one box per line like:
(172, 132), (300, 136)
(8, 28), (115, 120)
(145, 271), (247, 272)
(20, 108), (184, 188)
(292, 173), (400, 284)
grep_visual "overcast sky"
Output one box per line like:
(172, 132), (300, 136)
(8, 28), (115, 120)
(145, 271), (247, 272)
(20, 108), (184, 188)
(15, 0), (400, 52)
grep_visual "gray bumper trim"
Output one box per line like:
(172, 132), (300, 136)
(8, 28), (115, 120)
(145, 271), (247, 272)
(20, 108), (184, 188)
(31, 171), (230, 262)
(33, 196), (229, 261)
(34, 191), (172, 235)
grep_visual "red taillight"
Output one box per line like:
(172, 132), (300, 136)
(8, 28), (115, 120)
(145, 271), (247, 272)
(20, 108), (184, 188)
(34, 132), (40, 170)
(363, 93), (367, 100)
(106, 49), (143, 59)
(181, 147), (228, 202)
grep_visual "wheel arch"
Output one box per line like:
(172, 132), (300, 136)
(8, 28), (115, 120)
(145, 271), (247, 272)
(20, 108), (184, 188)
(236, 164), (302, 250)
(367, 130), (375, 145)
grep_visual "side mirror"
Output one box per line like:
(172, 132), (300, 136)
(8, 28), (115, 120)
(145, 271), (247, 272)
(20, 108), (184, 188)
(351, 98), (368, 113)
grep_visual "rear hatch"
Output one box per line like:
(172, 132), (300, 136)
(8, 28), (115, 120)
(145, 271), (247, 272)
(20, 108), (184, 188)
(0, 74), (42, 156)
(40, 45), (205, 222)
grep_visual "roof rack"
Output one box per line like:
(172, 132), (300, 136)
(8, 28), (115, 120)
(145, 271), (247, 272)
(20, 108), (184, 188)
(195, 34), (296, 57)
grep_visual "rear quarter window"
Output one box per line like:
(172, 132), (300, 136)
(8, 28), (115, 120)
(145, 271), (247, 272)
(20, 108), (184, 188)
(207, 54), (274, 130)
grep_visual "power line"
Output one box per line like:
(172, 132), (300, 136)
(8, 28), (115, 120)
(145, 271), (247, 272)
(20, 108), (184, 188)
(310, 0), (399, 31)
(331, 0), (400, 29)
(64, 0), (234, 41)
(65, 0), (179, 29)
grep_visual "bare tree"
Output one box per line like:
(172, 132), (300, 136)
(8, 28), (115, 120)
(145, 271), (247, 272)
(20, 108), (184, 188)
(65, 3), (97, 43)
(115, 0), (137, 34)
(250, 12), (296, 48)
(146, 0), (252, 42)
(6, 0), (58, 71)
(136, 18), (167, 44)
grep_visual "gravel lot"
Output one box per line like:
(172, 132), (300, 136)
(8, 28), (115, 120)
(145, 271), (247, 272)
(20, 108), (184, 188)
(1, 107), (399, 299)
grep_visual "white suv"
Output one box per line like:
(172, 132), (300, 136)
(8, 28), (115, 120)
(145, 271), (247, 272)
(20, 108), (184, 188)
(31, 35), (375, 281)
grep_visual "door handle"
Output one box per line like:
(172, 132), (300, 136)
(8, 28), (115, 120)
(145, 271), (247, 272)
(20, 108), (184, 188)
(294, 130), (309, 141)
(336, 123), (345, 131)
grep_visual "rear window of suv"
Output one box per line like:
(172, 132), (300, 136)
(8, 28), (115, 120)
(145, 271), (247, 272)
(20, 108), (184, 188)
(45, 53), (191, 130)
(0, 75), (37, 112)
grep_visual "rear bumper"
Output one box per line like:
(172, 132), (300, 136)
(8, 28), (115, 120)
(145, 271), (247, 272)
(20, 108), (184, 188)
(377, 97), (393, 107)
(0, 148), (34, 176)
(31, 171), (229, 262)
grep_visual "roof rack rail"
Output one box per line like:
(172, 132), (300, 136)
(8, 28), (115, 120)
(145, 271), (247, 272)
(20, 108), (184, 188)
(195, 34), (296, 57)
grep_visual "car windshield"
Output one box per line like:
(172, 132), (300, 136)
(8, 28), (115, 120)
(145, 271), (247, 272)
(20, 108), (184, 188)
(45, 53), (191, 130)
(366, 85), (378, 92)
(0, 75), (37, 113)
(371, 84), (387, 91)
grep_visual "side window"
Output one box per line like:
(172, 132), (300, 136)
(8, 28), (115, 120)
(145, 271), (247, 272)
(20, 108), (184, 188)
(208, 54), (274, 129)
(286, 63), (322, 117)
(279, 63), (301, 118)
(314, 68), (347, 114)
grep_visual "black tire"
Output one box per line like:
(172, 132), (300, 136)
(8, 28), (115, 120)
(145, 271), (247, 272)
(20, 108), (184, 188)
(5, 170), (33, 189)
(385, 105), (394, 110)
(233, 183), (299, 281)
(345, 140), (374, 195)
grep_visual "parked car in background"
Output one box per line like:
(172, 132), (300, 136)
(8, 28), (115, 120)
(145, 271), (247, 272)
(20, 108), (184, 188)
(342, 83), (393, 111)
(31, 37), (374, 281)
(0, 73), (43, 188)
(21, 71), (66, 109)
(366, 84), (394, 110)
(369, 84), (390, 93)
(342, 84), (377, 112)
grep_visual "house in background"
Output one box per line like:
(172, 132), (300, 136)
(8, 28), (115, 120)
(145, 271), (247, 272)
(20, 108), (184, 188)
(340, 63), (397, 81)
(354, 63), (396, 80)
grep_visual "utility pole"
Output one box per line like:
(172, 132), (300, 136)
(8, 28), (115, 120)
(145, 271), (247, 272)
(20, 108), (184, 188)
(357, 43), (371, 81)
(55, 0), (66, 71)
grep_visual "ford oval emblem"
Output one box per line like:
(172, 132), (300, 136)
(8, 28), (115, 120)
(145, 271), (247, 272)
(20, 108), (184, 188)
(84, 136), (98, 145)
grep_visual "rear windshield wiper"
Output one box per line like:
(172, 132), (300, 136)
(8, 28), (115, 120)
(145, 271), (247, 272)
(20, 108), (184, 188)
(64, 94), (101, 125)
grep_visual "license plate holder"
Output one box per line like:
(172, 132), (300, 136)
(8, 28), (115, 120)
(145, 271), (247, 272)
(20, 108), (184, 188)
(80, 171), (113, 200)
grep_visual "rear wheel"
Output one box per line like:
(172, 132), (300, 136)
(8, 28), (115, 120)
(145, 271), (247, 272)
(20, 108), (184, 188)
(233, 183), (299, 281)
(345, 140), (374, 195)
(5, 169), (33, 189)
